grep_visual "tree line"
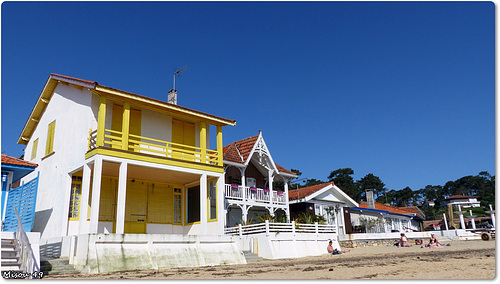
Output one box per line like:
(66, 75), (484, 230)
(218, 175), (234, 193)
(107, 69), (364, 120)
(280, 168), (495, 213)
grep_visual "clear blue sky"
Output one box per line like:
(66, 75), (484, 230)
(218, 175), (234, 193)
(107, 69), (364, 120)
(1, 2), (495, 192)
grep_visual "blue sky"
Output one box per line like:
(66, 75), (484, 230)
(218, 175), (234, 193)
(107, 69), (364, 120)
(1, 2), (495, 192)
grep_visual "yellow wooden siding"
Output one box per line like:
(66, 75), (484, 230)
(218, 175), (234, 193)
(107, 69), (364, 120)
(45, 120), (56, 155)
(31, 138), (38, 160)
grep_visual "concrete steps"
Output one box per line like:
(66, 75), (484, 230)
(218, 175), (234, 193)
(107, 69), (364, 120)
(40, 258), (79, 276)
(243, 250), (264, 262)
(1, 238), (22, 271)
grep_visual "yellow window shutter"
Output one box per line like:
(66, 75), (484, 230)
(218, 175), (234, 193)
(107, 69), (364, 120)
(45, 120), (56, 155)
(111, 104), (123, 132)
(31, 138), (38, 160)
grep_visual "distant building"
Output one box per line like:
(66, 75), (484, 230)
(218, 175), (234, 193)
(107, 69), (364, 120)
(439, 195), (480, 208)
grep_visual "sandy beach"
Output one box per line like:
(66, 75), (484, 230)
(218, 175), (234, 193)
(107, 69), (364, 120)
(45, 239), (495, 280)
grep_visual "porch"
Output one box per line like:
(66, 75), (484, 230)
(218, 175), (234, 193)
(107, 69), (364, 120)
(224, 184), (287, 205)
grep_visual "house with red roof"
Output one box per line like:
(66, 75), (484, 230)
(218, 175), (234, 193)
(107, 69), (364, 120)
(222, 131), (297, 226)
(14, 73), (248, 273)
(287, 182), (358, 235)
(439, 195), (481, 208)
(345, 201), (425, 233)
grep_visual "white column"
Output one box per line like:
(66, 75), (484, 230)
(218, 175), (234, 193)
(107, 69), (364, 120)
(284, 179), (290, 222)
(89, 157), (103, 233)
(470, 210), (476, 229)
(217, 175), (225, 234)
(115, 162), (128, 234)
(200, 173), (208, 235)
(489, 204), (495, 228)
(78, 163), (92, 234)
(443, 213), (449, 230)
(239, 167), (246, 201)
(268, 170), (274, 216)
(458, 205), (466, 229)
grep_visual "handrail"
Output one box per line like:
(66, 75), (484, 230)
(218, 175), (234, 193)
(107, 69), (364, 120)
(224, 220), (337, 236)
(14, 207), (40, 278)
(87, 128), (221, 165)
(224, 184), (287, 204)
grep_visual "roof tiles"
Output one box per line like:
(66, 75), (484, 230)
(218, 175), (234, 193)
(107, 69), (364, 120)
(1, 154), (38, 168)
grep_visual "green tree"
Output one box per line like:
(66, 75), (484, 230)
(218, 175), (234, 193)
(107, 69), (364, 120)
(357, 173), (386, 200)
(327, 168), (359, 201)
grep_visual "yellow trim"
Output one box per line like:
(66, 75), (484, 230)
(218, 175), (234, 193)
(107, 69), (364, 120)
(216, 126), (223, 166)
(96, 96), (107, 147)
(94, 86), (236, 127)
(122, 102), (130, 150)
(85, 148), (224, 173)
(200, 122), (207, 164)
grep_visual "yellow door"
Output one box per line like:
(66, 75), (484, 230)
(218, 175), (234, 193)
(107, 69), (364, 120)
(172, 119), (195, 160)
(124, 180), (147, 234)
(111, 105), (123, 149)
(129, 108), (142, 151)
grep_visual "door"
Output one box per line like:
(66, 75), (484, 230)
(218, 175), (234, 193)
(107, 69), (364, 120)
(124, 180), (147, 233)
(111, 104), (142, 151)
(172, 119), (195, 160)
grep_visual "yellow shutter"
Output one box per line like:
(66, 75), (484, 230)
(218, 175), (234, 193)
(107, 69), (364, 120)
(111, 105), (123, 132)
(99, 177), (117, 221)
(31, 138), (38, 160)
(147, 183), (173, 224)
(184, 122), (195, 147)
(45, 120), (56, 155)
(172, 118), (184, 145)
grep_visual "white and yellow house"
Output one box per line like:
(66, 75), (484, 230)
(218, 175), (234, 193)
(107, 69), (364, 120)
(17, 74), (247, 272)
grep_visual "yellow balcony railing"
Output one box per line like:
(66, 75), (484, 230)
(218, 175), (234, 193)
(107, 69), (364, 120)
(88, 129), (222, 166)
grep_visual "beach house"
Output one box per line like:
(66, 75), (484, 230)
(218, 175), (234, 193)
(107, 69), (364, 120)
(222, 131), (297, 226)
(16, 73), (247, 273)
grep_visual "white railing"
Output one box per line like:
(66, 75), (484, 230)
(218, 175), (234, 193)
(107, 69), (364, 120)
(14, 207), (40, 278)
(224, 220), (337, 236)
(224, 184), (287, 205)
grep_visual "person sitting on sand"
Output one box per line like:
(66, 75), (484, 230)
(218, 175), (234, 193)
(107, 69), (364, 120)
(426, 234), (443, 248)
(398, 233), (411, 247)
(327, 240), (351, 255)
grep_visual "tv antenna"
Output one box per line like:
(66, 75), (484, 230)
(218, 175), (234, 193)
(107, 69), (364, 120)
(173, 66), (189, 91)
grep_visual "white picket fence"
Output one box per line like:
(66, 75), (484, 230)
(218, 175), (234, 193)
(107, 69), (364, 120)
(224, 220), (336, 236)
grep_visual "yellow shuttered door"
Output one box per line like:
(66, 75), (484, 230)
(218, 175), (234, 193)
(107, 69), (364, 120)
(124, 180), (147, 233)
(99, 177), (117, 223)
(172, 119), (195, 160)
(129, 108), (142, 151)
(148, 184), (173, 224)
(111, 105), (123, 149)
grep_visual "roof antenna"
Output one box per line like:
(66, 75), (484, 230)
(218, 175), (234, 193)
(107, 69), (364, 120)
(168, 66), (189, 105)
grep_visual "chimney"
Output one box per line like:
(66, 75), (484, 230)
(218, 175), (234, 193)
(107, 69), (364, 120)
(167, 89), (177, 105)
(366, 189), (375, 209)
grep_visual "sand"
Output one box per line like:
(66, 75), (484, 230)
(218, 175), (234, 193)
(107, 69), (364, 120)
(44, 239), (495, 280)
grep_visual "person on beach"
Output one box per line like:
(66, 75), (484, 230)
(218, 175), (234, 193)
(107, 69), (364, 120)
(426, 234), (443, 248)
(398, 233), (411, 247)
(327, 240), (350, 255)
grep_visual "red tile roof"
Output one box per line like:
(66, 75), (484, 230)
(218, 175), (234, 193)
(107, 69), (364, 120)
(223, 134), (295, 175)
(398, 206), (425, 218)
(442, 195), (477, 200)
(1, 154), (37, 168)
(358, 202), (414, 215)
(288, 182), (334, 201)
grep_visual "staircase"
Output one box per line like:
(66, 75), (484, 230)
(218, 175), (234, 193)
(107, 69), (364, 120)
(40, 258), (79, 276)
(243, 250), (264, 263)
(1, 237), (22, 272)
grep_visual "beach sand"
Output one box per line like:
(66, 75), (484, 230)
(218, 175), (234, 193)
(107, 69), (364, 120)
(45, 239), (495, 279)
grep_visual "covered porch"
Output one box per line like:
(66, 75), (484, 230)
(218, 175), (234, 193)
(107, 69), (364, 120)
(67, 154), (225, 237)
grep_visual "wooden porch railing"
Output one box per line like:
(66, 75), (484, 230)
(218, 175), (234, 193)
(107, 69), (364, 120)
(224, 184), (287, 205)
(88, 129), (221, 166)
(224, 220), (337, 236)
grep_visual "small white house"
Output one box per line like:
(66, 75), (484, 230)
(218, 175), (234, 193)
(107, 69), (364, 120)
(439, 195), (481, 208)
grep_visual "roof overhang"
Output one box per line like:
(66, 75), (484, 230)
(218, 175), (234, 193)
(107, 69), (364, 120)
(18, 74), (236, 145)
(349, 207), (413, 218)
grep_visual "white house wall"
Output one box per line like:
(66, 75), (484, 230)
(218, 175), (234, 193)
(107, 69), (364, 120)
(23, 84), (95, 240)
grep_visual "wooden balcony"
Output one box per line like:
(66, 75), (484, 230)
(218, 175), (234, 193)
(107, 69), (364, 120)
(87, 129), (222, 168)
(224, 184), (287, 205)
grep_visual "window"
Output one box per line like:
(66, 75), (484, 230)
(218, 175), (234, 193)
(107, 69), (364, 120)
(45, 120), (56, 156)
(208, 181), (217, 220)
(186, 185), (200, 223)
(174, 188), (182, 224)
(31, 138), (38, 160)
(68, 175), (82, 220)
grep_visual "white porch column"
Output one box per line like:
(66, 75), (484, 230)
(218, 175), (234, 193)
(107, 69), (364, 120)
(284, 178), (290, 222)
(217, 175), (225, 234)
(78, 163), (92, 234)
(458, 204), (466, 229)
(89, 157), (103, 233)
(268, 170), (274, 216)
(239, 167), (246, 201)
(443, 213), (449, 230)
(469, 210), (476, 229)
(488, 204), (495, 228)
(115, 162), (128, 234)
(200, 173), (208, 235)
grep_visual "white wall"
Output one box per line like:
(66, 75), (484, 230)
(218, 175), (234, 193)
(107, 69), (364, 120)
(24, 84), (95, 240)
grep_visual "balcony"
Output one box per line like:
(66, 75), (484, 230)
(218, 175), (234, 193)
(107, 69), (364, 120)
(224, 184), (287, 205)
(87, 129), (222, 167)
